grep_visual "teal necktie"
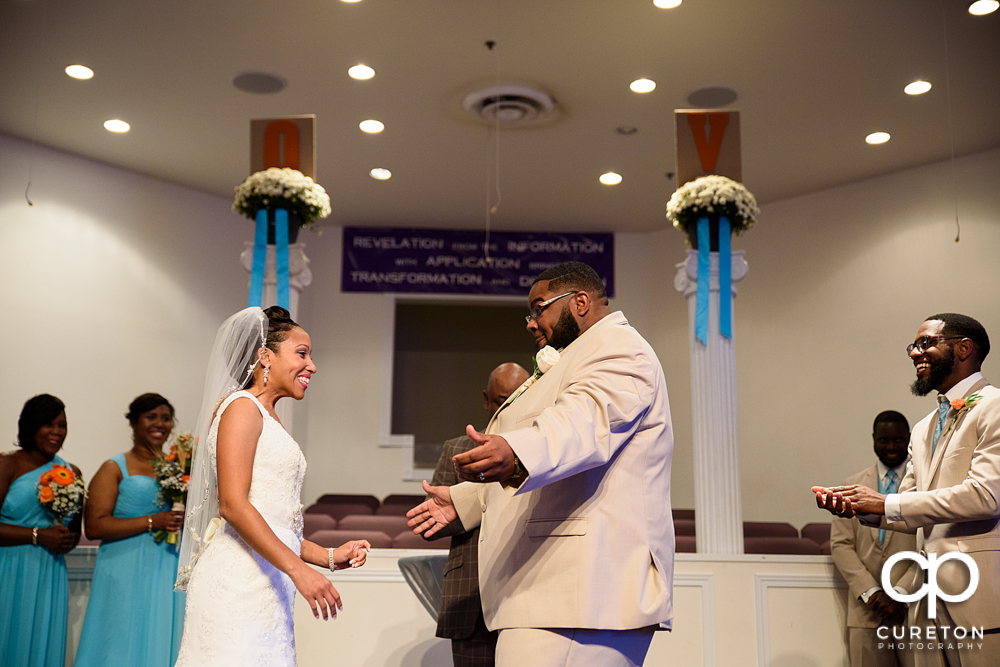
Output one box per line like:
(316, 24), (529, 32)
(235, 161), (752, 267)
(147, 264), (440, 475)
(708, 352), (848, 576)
(878, 469), (897, 545)
(931, 396), (951, 457)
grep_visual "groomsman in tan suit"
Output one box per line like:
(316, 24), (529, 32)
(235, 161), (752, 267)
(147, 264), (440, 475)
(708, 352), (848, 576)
(408, 261), (674, 667)
(426, 363), (529, 667)
(831, 410), (916, 667)
(815, 313), (1000, 667)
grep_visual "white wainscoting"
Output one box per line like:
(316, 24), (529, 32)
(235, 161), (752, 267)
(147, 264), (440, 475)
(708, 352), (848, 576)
(63, 549), (852, 667)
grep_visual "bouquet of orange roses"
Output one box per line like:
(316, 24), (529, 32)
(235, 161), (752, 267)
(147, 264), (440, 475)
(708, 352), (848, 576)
(150, 432), (194, 545)
(36, 465), (86, 524)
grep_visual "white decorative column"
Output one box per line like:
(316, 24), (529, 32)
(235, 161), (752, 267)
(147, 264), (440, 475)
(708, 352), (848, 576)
(674, 249), (749, 554)
(241, 242), (313, 428)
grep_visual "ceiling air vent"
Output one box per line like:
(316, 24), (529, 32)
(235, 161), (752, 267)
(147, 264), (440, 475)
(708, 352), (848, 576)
(462, 85), (557, 127)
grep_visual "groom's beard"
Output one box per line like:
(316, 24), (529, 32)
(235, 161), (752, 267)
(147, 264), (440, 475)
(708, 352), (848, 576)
(911, 347), (955, 397)
(547, 305), (581, 350)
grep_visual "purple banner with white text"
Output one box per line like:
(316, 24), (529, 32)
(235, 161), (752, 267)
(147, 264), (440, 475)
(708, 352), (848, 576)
(342, 227), (614, 297)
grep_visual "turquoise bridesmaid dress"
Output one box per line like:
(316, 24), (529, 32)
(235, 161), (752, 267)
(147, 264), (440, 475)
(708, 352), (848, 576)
(74, 454), (185, 667)
(0, 455), (72, 667)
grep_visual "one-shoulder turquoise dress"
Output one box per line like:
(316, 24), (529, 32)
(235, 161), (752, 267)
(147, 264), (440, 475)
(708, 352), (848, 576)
(74, 453), (185, 667)
(0, 455), (73, 667)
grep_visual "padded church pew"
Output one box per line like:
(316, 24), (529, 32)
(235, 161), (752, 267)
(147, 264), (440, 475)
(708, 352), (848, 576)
(309, 529), (393, 550)
(673, 519), (696, 536)
(744, 536), (822, 555)
(315, 494), (380, 511)
(675, 535), (697, 553)
(742, 521), (799, 539)
(800, 522), (832, 547)
(304, 514), (338, 539)
(338, 514), (411, 536)
(305, 502), (375, 521)
(392, 530), (451, 550)
(376, 494), (426, 516)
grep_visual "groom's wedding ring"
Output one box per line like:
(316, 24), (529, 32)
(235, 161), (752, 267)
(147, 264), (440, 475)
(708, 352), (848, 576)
(479, 472), (485, 481)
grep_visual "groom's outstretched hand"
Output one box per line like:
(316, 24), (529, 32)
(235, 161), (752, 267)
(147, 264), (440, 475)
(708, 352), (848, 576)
(407, 480), (457, 538)
(453, 424), (515, 483)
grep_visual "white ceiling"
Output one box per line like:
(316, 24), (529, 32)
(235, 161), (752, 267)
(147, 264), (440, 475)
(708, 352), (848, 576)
(1, 0), (998, 233)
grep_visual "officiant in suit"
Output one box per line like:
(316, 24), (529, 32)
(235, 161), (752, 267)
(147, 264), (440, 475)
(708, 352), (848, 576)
(815, 313), (1000, 667)
(408, 261), (674, 667)
(426, 362), (529, 667)
(830, 410), (916, 667)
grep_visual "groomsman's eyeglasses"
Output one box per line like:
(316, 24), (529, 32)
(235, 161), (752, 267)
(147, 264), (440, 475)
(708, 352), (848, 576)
(525, 292), (576, 324)
(906, 335), (966, 356)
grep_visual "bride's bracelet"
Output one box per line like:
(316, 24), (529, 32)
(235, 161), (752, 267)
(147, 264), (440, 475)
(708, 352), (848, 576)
(32, 527), (38, 546)
(327, 547), (336, 571)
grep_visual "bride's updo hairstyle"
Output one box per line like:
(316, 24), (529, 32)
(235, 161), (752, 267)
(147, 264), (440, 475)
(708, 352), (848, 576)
(240, 306), (300, 389)
(262, 306), (299, 353)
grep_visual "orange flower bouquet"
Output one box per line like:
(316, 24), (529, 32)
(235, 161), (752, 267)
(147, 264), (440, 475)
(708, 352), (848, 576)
(36, 465), (86, 523)
(149, 432), (194, 545)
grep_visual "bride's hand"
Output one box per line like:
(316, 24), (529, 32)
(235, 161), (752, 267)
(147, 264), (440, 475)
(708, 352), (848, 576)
(290, 564), (342, 620)
(331, 540), (371, 570)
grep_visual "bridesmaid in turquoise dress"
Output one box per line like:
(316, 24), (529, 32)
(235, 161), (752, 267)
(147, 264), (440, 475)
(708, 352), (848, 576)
(75, 393), (186, 667)
(0, 394), (83, 667)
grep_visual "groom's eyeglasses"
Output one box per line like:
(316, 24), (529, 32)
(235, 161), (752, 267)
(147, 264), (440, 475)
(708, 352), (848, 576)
(906, 335), (965, 356)
(525, 292), (576, 324)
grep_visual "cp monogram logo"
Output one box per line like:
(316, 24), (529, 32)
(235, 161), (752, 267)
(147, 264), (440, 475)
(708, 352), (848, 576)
(882, 551), (979, 619)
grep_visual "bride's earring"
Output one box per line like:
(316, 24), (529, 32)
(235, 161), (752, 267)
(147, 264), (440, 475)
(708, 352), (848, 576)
(263, 366), (270, 385)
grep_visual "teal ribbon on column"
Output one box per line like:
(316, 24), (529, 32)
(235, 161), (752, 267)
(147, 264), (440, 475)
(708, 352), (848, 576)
(695, 216), (733, 343)
(274, 208), (290, 309)
(719, 216), (732, 339)
(695, 218), (710, 344)
(247, 209), (268, 307)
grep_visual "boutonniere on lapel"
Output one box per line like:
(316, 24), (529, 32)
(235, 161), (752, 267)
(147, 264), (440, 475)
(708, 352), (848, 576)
(943, 394), (983, 438)
(534, 345), (561, 375)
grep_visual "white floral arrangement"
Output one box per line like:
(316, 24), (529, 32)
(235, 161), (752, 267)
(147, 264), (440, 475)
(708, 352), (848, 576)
(666, 175), (759, 236)
(233, 168), (331, 231)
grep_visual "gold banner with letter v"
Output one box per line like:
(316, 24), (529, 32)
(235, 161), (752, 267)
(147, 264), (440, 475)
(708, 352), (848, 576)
(249, 115), (316, 178)
(674, 110), (741, 188)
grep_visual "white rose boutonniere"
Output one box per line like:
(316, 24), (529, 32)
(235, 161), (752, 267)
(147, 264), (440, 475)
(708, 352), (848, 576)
(536, 346), (561, 374)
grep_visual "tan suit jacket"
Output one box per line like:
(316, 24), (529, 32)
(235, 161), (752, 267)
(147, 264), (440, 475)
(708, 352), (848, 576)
(831, 464), (917, 628)
(452, 311), (674, 632)
(884, 378), (1000, 628)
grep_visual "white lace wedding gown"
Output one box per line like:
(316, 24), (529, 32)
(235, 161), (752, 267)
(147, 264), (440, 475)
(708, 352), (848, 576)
(175, 391), (307, 667)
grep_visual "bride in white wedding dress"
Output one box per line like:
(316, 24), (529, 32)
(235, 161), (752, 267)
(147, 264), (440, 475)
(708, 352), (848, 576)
(175, 306), (370, 667)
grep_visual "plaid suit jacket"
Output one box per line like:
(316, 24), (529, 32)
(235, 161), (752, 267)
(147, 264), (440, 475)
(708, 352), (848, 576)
(426, 435), (484, 639)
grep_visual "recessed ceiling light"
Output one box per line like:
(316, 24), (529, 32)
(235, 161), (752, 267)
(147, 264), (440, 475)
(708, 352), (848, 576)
(866, 132), (890, 145)
(629, 79), (656, 94)
(231, 71), (287, 95)
(341, 0), (363, 3)
(904, 80), (932, 95)
(65, 65), (93, 80)
(359, 119), (384, 133)
(104, 119), (130, 133)
(969, 0), (999, 15)
(653, 0), (682, 7)
(348, 65), (375, 80)
(599, 172), (622, 185)
(370, 168), (391, 180)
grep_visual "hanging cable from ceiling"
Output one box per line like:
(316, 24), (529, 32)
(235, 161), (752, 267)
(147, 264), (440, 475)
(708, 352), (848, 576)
(482, 0), (502, 264)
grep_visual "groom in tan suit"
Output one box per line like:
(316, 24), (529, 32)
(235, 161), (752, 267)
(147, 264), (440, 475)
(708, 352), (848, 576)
(408, 261), (674, 667)
(426, 363), (529, 667)
(830, 410), (916, 667)
(815, 313), (1000, 667)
